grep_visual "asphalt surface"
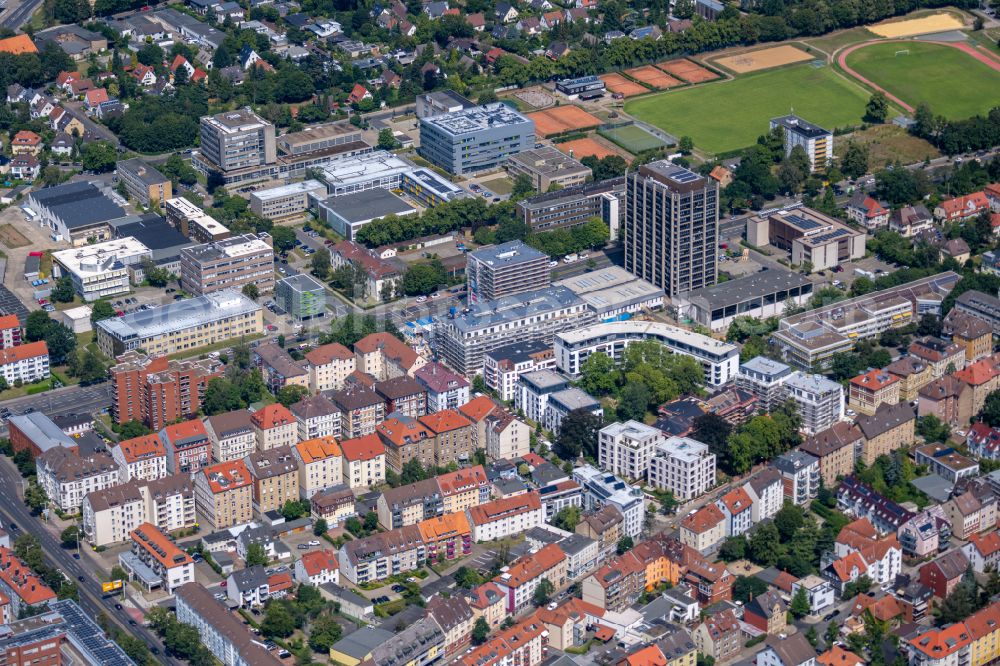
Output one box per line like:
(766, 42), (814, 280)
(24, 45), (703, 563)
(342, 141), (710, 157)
(0, 383), (112, 435)
(0, 0), (43, 27)
(0, 458), (178, 664)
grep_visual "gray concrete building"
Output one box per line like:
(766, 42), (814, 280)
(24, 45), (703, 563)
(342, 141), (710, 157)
(179, 233), (274, 296)
(116, 158), (172, 207)
(275, 273), (326, 321)
(418, 103), (534, 175)
(466, 240), (550, 303)
(195, 108), (277, 185)
(516, 177), (625, 236)
(624, 161), (719, 297)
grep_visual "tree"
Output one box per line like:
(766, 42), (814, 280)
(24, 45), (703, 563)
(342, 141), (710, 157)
(117, 420), (151, 438)
(678, 136), (694, 154)
(552, 505), (581, 531)
(917, 415), (950, 443)
(455, 566), (485, 589)
(245, 543), (269, 567)
(276, 384), (310, 407)
(270, 226), (297, 252)
(733, 575), (768, 603)
(472, 617), (490, 645)
(748, 523), (781, 566)
(23, 482), (47, 515)
(719, 535), (747, 562)
(90, 299), (116, 322)
(364, 511), (378, 532)
(617, 382), (652, 422)
(981, 390), (1000, 427)
(52, 276), (74, 303)
(136, 42), (164, 66)
(577, 352), (618, 397)
(825, 620), (840, 647)
(533, 577), (554, 606)
(616, 536), (634, 555)
(840, 142), (870, 180)
(554, 408), (602, 460)
(842, 575), (873, 599)
(110, 565), (128, 583)
(511, 174), (535, 200)
(261, 602), (297, 638)
(242, 283), (260, 301)
(60, 525), (79, 548)
(865, 91), (889, 123)
(307, 614), (342, 653)
(141, 259), (172, 287)
(402, 261), (446, 296)
(692, 413), (731, 460)
(805, 625), (819, 648)
(377, 128), (399, 150)
(313, 518), (328, 536)
(80, 141), (117, 173)
(311, 248), (331, 279)
(774, 503), (805, 541)
(790, 586), (811, 619)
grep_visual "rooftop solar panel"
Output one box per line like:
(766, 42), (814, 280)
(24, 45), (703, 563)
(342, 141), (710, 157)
(810, 228), (850, 243)
(785, 214), (821, 231)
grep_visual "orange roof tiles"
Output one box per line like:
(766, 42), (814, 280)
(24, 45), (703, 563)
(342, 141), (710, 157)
(418, 511), (471, 543)
(468, 492), (541, 525)
(131, 522), (192, 570)
(832, 552), (868, 583)
(300, 549), (340, 576)
(850, 369), (900, 391)
(0, 341), (48, 365)
(536, 597), (605, 626)
(436, 465), (488, 496)
(0, 35), (37, 54)
(718, 487), (752, 515)
(0, 314), (20, 330)
(908, 623), (972, 658)
(468, 582), (505, 609)
(268, 571), (294, 593)
(0, 546), (55, 606)
(965, 601), (1000, 640)
(459, 395), (500, 423)
(494, 543), (565, 589)
(967, 532), (1000, 558)
(354, 332), (418, 370)
(202, 459), (252, 494)
(339, 433), (386, 462)
(12, 130), (41, 147)
(305, 342), (354, 365)
(818, 646), (865, 666)
(681, 503), (725, 534)
(117, 433), (166, 463)
(252, 403), (295, 430)
(162, 418), (208, 444)
(377, 417), (432, 446)
(622, 645), (667, 666)
(295, 436), (342, 464)
(939, 192), (989, 218)
(419, 409), (472, 434)
(954, 358), (1000, 386)
(459, 612), (547, 666)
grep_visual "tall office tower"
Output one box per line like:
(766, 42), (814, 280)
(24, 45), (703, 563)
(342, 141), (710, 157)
(197, 108), (276, 179)
(624, 161), (719, 297)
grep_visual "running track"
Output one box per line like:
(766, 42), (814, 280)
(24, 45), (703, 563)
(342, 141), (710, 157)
(836, 39), (1000, 114)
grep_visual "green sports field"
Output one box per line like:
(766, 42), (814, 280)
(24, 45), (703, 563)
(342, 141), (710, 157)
(624, 64), (871, 154)
(845, 42), (1000, 119)
(598, 124), (667, 153)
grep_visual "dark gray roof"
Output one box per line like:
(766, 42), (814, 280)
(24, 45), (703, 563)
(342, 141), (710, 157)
(30, 181), (126, 229)
(330, 626), (395, 659)
(323, 189), (415, 224)
(114, 215), (192, 260)
(230, 564), (268, 591)
(855, 402), (916, 440)
(681, 267), (812, 310)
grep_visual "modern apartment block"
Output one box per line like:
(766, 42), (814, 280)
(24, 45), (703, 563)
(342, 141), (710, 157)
(110, 352), (223, 429)
(115, 158), (172, 206)
(435, 286), (594, 375)
(736, 357), (793, 413)
(194, 108), (277, 185)
(274, 273), (326, 321)
(483, 340), (556, 402)
(516, 177), (626, 236)
(179, 233), (274, 296)
(418, 103), (534, 175)
(648, 436), (716, 500)
(783, 372), (844, 435)
(164, 197), (232, 243)
(95, 290), (263, 358)
(624, 161), (718, 297)
(174, 583), (283, 666)
(466, 240), (550, 303)
(769, 115), (832, 171)
(598, 420), (665, 481)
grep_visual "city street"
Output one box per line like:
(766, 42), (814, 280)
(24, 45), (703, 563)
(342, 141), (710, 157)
(0, 383), (112, 435)
(0, 0), (43, 27)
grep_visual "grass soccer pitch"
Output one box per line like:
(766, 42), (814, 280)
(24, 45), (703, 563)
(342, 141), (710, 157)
(844, 41), (1000, 120)
(599, 124), (667, 153)
(624, 64), (869, 154)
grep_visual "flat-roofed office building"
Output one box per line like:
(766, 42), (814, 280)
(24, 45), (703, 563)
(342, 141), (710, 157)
(116, 158), (172, 206)
(505, 146), (592, 192)
(195, 108), (277, 185)
(675, 267), (813, 331)
(419, 103), (534, 175)
(553, 266), (663, 321)
(179, 233), (274, 296)
(275, 273), (326, 321)
(517, 177), (625, 236)
(275, 122), (372, 179)
(164, 197), (232, 243)
(249, 180), (326, 221)
(52, 237), (152, 300)
(746, 206), (865, 273)
(624, 161), (718, 297)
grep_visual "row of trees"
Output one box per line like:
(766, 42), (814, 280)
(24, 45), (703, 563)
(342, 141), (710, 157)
(912, 104), (1000, 155)
(354, 197), (496, 248)
(692, 399), (801, 476)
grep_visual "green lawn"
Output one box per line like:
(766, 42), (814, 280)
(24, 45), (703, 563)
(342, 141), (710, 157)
(844, 41), (1000, 119)
(625, 64), (871, 154)
(599, 124), (667, 153)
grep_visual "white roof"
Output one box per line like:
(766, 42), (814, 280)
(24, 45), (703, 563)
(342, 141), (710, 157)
(52, 237), (151, 276)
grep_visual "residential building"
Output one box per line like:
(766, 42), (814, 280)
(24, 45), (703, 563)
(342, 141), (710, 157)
(898, 507), (950, 558)
(142, 473), (197, 534)
(543, 387), (602, 435)
(574, 465), (644, 539)
(890, 204), (934, 237)
(111, 352), (223, 430)
(52, 237), (151, 301)
(680, 504), (726, 553)
(784, 372), (844, 435)
(0, 315), (21, 350)
(338, 524), (426, 584)
(757, 634), (817, 666)
(716, 486), (754, 537)
(969, 422), (1000, 460)
(194, 459), (254, 529)
(914, 444), (979, 483)
(577, 505), (624, 561)
(624, 161), (718, 297)
(274, 273), (325, 321)
(486, 410), (531, 463)
(294, 548), (340, 586)
(204, 409), (256, 462)
(174, 583), (283, 666)
(745, 590), (788, 636)
(418, 511), (473, 564)
(919, 550), (971, 599)
(834, 518), (902, 586)
(458, 614), (547, 666)
(743, 468), (784, 523)
(770, 115), (832, 171)
(845, 191), (890, 230)
(290, 394), (340, 440)
(774, 450), (820, 506)
(437, 465), (490, 514)
(837, 476), (914, 534)
(252, 403), (297, 451)
(692, 609), (741, 663)
(111, 433), (168, 482)
(368, 616), (445, 666)
(245, 445), (300, 515)
(886, 355), (935, 402)
(943, 310), (993, 363)
(159, 418), (212, 474)
(648, 436), (716, 501)
(354, 332), (425, 381)
(855, 402), (916, 465)
(791, 575), (835, 615)
(36, 449), (119, 512)
(962, 532), (1000, 573)
(0, 342), (50, 387)
(95, 290), (263, 359)
(493, 543), (567, 613)
(304, 342), (356, 392)
(415, 362), (470, 412)
(516, 370), (569, 423)
(935, 191), (990, 222)
(505, 146), (591, 191)
(483, 341), (556, 402)
(377, 478), (442, 529)
(737, 357), (794, 412)
(599, 420), (665, 482)
(179, 233), (274, 296)
(116, 158), (172, 206)
(0, 547), (56, 616)
(955, 290), (1000, 337)
(954, 357), (1000, 415)
(910, 336), (968, 377)
(82, 481), (146, 547)
(945, 489), (996, 540)
(418, 103), (534, 175)
(800, 422), (862, 486)
(340, 434), (386, 489)
(330, 385), (385, 439)
(919, 375), (974, 426)
(124, 522), (194, 593)
(467, 492), (544, 541)
(849, 368), (900, 416)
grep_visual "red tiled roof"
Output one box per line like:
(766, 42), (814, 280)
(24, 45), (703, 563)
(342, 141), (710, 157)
(339, 433), (385, 462)
(252, 403), (295, 430)
(354, 332), (418, 370)
(299, 549), (339, 576)
(117, 433), (166, 463)
(202, 459), (252, 494)
(681, 504), (724, 534)
(161, 418), (208, 444)
(132, 522), (192, 569)
(419, 409), (472, 434)
(0, 546), (55, 605)
(850, 369), (899, 391)
(305, 342), (353, 365)
(953, 358), (1000, 387)
(0, 341), (47, 365)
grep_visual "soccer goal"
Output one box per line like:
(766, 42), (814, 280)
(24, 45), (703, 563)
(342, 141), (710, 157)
(894, 49), (910, 56)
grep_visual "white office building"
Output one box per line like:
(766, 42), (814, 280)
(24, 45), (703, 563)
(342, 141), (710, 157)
(598, 421), (665, 482)
(648, 436), (716, 501)
(52, 237), (152, 300)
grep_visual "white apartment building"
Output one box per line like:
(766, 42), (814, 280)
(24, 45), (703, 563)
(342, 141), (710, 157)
(82, 482), (145, 547)
(293, 437), (343, 499)
(175, 582), (283, 666)
(599, 420), (665, 482)
(51, 237), (151, 300)
(205, 410), (257, 463)
(515, 370), (569, 423)
(111, 433), (168, 483)
(485, 412), (530, 462)
(0, 342), (50, 385)
(784, 372), (844, 435)
(467, 492), (544, 542)
(742, 468), (784, 523)
(416, 362), (470, 413)
(141, 474), (197, 533)
(36, 449), (120, 512)
(483, 340), (556, 402)
(770, 115), (832, 171)
(574, 465), (644, 539)
(124, 522), (195, 593)
(648, 436), (717, 501)
(774, 450), (820, 506)
(736, 356), (794, 413)
(304, 343), (356, 392)
(290, 395), (340, 441)
(341, 434), (386, 489)
(293, 549), (341, 586)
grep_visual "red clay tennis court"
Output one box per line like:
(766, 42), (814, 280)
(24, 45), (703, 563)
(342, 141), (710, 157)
(556, 137), (623, 161)
(657, 59), (719, 83)
(526, 106), (602, 137)
(600, 73), (648, 97)
(625, 65), (682, 89)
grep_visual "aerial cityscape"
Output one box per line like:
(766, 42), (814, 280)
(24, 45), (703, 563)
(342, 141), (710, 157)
(0, 0), (997, 664)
